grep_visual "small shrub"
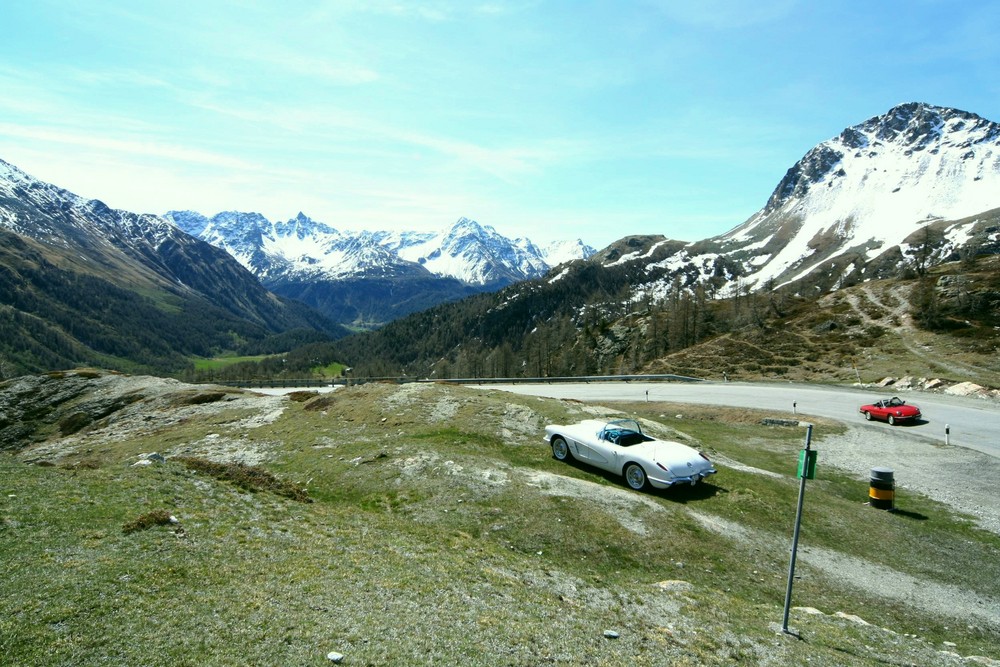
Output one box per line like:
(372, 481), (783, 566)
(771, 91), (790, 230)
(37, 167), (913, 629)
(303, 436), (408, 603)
(122, 509), (175, 534)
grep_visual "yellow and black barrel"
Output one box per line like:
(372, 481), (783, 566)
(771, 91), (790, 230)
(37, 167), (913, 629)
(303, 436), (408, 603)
(869, 467), (895, 510)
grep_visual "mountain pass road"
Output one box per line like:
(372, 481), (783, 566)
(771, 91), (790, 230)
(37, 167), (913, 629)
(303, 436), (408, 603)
(473, 381), (1000, 460)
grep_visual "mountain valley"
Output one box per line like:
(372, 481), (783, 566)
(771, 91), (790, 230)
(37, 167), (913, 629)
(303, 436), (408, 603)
(1, 102), (999, 387)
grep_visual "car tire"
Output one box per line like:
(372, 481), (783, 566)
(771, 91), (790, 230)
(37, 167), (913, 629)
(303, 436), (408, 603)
(624, 463), (648, 491)
(551, 436), (572, 462)
(864, 411), (872, 421)
(888, 415), (896, 426)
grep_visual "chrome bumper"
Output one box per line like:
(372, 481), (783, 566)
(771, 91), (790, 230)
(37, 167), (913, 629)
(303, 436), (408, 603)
(650, 468), (717, 488)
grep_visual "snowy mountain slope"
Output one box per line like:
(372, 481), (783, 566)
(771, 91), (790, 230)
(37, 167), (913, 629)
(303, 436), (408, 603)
(1, 158), (178, 259)
(627, 103), (1000, 296)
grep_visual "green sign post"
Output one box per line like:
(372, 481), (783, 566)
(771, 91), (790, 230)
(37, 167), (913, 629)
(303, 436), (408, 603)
(782, 424), (816, 635)
(797, 448), (817, 480)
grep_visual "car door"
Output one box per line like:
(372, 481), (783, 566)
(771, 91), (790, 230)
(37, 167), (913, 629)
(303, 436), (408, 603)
(566, 434), (594, 463)
(586, 432), (621, 474)
(562, 428), (599, 464)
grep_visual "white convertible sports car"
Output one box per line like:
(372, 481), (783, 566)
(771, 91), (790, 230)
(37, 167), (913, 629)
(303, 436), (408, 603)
(544, 418), (716, 491)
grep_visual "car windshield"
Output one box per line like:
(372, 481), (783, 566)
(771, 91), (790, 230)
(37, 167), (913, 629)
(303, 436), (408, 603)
(601, 419), (650, 446)
(888, 397), (904, 406)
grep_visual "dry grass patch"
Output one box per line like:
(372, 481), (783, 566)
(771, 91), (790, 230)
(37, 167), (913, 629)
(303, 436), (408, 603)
(169, 390), (230, 406)
(285, 390), (320, 402)
(122, 508), (175, 534)
(175, 455), (312, 502)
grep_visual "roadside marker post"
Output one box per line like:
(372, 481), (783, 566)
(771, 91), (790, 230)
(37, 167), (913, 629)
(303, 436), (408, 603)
(945, 424), (950, 446)
(782, 424), (815, 635)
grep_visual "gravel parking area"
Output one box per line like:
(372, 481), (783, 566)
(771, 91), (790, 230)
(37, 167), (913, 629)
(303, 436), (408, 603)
(815, 423), (1000, 535)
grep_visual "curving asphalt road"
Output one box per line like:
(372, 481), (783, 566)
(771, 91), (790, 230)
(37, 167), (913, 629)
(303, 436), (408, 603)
(473, 381), (1000, 460)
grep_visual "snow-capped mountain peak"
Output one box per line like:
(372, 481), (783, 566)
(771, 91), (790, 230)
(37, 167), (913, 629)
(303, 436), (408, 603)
(274, 212), (338, 240)
(393, 217), (549, 285)
(761, 103), (998, 221)
(541, 238), (597, 267)
(167, 210), (595, 288)
(705, 102), (1000, 289)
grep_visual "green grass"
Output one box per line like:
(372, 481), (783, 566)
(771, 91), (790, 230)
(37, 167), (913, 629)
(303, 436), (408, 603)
(191, 354), (272, 371)
(2, 379), (997, 665)
(311, 361), (347, 377)
(190, 356), (346, 378)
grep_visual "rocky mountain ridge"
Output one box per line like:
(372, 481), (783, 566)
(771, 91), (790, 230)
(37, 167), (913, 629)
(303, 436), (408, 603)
(164, 209), (596, 328)
(164, 210), (594, 287)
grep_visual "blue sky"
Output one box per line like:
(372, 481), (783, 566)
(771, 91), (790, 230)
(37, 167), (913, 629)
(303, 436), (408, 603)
(1, 1), (997, 248)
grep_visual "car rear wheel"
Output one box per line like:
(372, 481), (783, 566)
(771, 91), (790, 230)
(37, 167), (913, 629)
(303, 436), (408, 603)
(864, 411), (872, 421)
(551, 436), (572, 462)
(624, 463), (648, 491)
(888, 415), (896, 426)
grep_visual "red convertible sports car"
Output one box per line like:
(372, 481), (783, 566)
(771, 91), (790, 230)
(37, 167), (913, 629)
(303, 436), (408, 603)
(859, 396), (922, 425)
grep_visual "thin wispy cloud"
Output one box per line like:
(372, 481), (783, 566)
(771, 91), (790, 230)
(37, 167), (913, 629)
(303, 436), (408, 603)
(0, 1), (996, 246)
(0, 123), (256, 170)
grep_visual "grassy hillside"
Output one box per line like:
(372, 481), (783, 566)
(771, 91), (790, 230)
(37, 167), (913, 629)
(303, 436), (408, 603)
(1, 371), (998, 665)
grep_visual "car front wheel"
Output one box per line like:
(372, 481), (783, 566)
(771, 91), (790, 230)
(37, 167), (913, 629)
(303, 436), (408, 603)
(551, 436), (572, 461)
(624, 463), (648, 491)
(888, 415), (896, 426)
(864, 411), (872, 421)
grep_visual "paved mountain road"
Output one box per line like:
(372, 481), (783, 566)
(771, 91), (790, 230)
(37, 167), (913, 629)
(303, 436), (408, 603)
(473, 381), (1000, 460)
